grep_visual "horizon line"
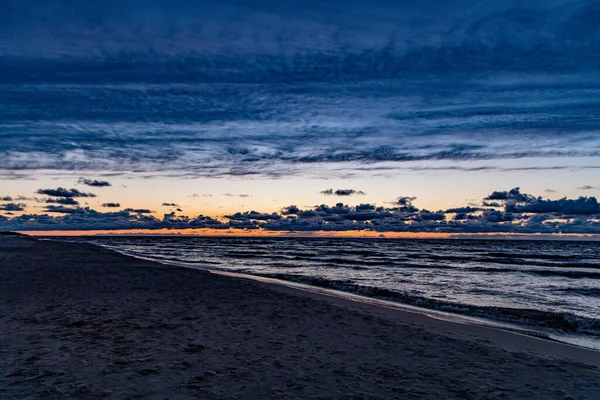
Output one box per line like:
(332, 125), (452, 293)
(14, 229), (600, 241)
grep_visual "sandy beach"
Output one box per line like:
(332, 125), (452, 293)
(1, 235), (598, 399)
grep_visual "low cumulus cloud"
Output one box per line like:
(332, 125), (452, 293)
(36, 187), (96, 198)
(445, 206), (480, 213)
(484, 187), (600, 216)
(391, 196), (419, 213)
(44, 205), (86, 214)
(484, 187), (534, 203)
(0, 209), (228, 231)
(0, 203), (26, 212)
(162, 203), (180, 207)
(395, 196), (417, 206)
(1, 196), (13, 201)
(320, 189), (366, 196)
(45, 197), (79, 205)
(482, 201), (502, 207)
(508, 197), (600, 215)
(225, 211), (282, 221)
(281, 205), (300, 215)
(102, 203), (121, 208)
(578, 185), (595, 190)
(2, 187), (600, 234)
(78, 178), (111, 187)
(123, 208), (154, 214)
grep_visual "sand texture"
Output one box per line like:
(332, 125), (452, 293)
(0, 236), (599, 399)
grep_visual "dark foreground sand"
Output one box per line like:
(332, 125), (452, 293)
(0, 236), (598, 399)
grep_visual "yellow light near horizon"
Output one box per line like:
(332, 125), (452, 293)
(19, 229), (600, 241)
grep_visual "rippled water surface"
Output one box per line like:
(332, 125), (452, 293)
(58, 236), (600, 348)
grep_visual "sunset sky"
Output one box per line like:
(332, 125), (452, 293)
(1, 0), (599, 235)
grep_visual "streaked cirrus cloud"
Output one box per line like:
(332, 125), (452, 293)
(0, 1), (599, 179)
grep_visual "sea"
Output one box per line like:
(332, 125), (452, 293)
(55, 236), (600, 350)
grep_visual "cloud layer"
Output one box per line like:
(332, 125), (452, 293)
(0, 1), (599, 178)
(321, 189), (366, 196)
(2, 187), (599, 234)
(79, 178), (111, 187)
(2, 1), (600, 81)
(36, 188), (96, 198)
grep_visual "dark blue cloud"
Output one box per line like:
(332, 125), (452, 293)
(391, 196), (419, 213)
(0, 209), (227, 231)
(78, 178), (111, 187)
(482, 201), (502, 208)
(446, 206), (480, 213)
(483, 187), (600, 216)
(2, 187), (600, 233)
(320, 189), (366, 196)
(281, 205), (300, 215)
(511, 197), (600, 215)
(36, 187), (96, 198)
(102, 203), (121, 208)
(1, 79), (598, 177)
(123, 208), (154, 214)
(0, 1), (599, 178)
(395, 196), (417, 205)
(225, 211), (282, 221)
(45, 197), (79, 206)
(44, 205), (87, 214)
(413, 210), (445, 222)
(453, 213), (479, 221)
(0, 203), (25, 212)
(484, 187), (534, 203)
(482, 210), (516, 223)
(2, 1), (599, 82)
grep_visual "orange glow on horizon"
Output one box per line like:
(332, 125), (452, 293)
(19, 228), (600, 240)
(23, 228), (447, 239)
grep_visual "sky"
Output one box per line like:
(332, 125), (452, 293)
(1, 0), (599, 235)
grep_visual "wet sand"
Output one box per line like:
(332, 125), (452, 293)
(1, 235), (598, 399)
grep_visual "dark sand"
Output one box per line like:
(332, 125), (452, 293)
(0, 236), (598, 399)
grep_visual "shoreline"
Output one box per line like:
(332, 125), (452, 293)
(38, 236), (600, 365)
(47, 236), (600, 353)
(2, 235), (599, 399)
(215, 270), (600, 367)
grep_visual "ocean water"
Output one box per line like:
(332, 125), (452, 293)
(58, 236), (600, 349)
